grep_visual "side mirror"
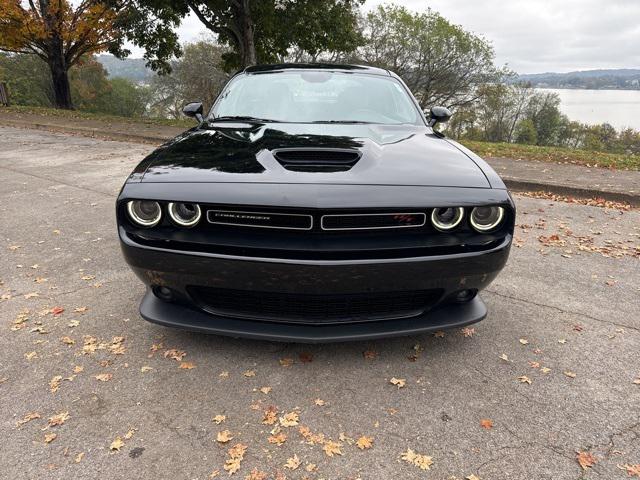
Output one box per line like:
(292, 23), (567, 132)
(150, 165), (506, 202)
(183, 102), (204, 123)
(427, 106), (452, 128)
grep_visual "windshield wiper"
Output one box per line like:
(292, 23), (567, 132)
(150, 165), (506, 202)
(311, 120), (377, 124)
(210, 115), (280, 123)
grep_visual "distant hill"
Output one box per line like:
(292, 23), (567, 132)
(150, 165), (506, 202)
(96, 55), (152, 83)
(515, 69), (640, 90)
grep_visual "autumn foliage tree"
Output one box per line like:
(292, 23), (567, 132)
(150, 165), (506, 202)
(0, 0), (125, 109)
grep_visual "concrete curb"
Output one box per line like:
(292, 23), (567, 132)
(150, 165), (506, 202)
(3, 118), (638, 207)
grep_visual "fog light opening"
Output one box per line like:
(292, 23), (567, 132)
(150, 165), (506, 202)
(153, 286), (175, 302)
(454, 289), (477, 303)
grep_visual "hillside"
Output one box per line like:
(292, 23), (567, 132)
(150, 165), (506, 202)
(516, 69), (640, 90)
(96, 55), (152, 83)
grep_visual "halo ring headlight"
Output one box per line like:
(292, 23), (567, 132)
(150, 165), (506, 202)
(127, 200), (162, 227)
(431, 207), (464, 231)
(168, 202), (201, 227)
(470, 206), (505, 232)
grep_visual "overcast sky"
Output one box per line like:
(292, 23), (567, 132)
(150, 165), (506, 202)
(170, 0), (640, 74)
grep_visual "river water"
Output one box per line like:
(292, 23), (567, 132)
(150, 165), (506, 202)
(542, 88), (640, 131)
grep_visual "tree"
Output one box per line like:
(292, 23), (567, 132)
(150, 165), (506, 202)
(148, 39), (229, 118)
(124, 0), (364, 70)
(359, 5), (505, 109)
(0, 0), (125, 108)
(0, 51), (52, 105)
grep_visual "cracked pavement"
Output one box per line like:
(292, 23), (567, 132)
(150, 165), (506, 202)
(1, 127), (639, 479)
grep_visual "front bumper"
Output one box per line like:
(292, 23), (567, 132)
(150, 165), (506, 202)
(120, 229), (511, 342)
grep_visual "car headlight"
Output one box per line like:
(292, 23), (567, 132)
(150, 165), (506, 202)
(127, 200), (162, 227)
(470, 206), (504, 232)
(431, 207), (464, 231)
(168, 202), (201, 227)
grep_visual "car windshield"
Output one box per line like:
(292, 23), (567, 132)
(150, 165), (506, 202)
(209, 71), (422, 125)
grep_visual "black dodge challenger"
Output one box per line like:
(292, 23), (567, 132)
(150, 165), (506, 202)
(117, 64), (514, 342)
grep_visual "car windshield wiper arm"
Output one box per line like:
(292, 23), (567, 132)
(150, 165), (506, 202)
(210, 115), (280, 123)
(311, 120), (377, 124)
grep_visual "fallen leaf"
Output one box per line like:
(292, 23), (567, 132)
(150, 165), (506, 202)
(245, 468), (267, 480)
(461, 327), (475, 337)
(94, 373), (112, 382)
(110, 436), (125, 451)
(75, 452), (85, 463)
(519, 338), (529, 345)
(305, 463), (317, 472)
(44, 433), (57, 444)
(621, 464), (640, 477)
(140, 366), (153, 373)
(279, 358), (294, 367)
(16, 412), (41, 427)
(564, 371), (577, 378)
(25, 351), (38, 360)
(243, 370), (256, 377)
(541, 367), (552, 374)
(268, 431), (287, 446)
(298, 352), (313, 363)
(390, 377), (406, 389)
(401, 448), (434, 470)
(164, 349), (186, 361)
(356, 436), (373, 450)
(466, 475), (481, 480)
(284, 454), (301, 470)
(499, 353), (510, 362)
(124, 429), (136, 440)
(48, 411), (70, 427)
(314, 398), (326, 406)
(212, 415), (226, 425)
(49, 375), (62, 393)
(480, 419), (494, 430)
(323, 440), (343, 457)
(262, 406), (278, 425)
(51, 306), (64, 316)
(433, 331), (446, 338)
(576, 450), (597, 470)
(24, 292), (39, 299)
(74, 307), (88, 313)
(279, 411), (299, 427)
(217, 430), (234, 443)
(223, 443), (247, 475)
(61, 336), (75, 345)
(517, 376), (532, 384)
(259, 386), (272, 395)
(363, 349), (378, 359)
(179, 362), (196, 370)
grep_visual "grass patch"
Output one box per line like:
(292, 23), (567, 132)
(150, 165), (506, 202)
(0, 105), (192, 128)
(462, 140), (640, 171)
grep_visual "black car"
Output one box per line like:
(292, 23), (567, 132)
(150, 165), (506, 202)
(117, 63), (514, 342)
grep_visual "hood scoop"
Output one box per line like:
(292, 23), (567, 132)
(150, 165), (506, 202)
(272, 148), (362, 172)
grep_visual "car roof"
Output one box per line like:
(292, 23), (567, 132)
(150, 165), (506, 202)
(243, 63), (391, 76)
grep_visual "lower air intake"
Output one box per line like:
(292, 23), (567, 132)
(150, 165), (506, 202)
(188, 287), (443, 324)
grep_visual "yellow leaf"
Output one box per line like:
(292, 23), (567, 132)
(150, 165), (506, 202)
(314, 398), (326, 406)
(401, 448), (433, 470)
(75, 452), (85, 463)
(44, 432), (57, 444)
(212, 415), (226, 425)
(279, 411), (299, 427)
(268, 432), (287, 445)
(279, 358), (294, 367)
(259, 386), (272, 394)
(49, 375), (62, 393)
(243, 370), (256, 377)
(94, 373), (112, 382)
(284, 454), (301, 470)
(179, 362), (196, 370)
(110, 436), (125, 451)
(356, 436), (373, 450)
(216, 430), (234, 443)
(564, 371), (577, 378)
(519, 338), (529, 345)
(517, 375), (532, 384)
(48, 411), (69, 427)
(16, 412), (40, 427)
(390, 377), (406, 388)
(323, 440), (343, 457)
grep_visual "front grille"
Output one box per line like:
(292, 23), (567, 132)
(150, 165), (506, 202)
(189, 287), (443, 324)
(273, 148), (361, 172)
(321, 212), (426, 230)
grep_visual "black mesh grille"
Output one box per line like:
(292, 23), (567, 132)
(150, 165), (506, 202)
(322, 213), (426, 230)
(189, 287), (443, 324)
(273, 149), (361, 172)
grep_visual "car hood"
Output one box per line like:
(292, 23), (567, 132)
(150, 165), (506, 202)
(139, 122), (490, 188)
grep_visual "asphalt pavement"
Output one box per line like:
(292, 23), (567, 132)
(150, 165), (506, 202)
(1, 127), (639, 480)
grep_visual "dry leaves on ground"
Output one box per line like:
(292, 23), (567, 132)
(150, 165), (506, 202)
(224, 443), (247, 475)
(284, 454), (301, 470)
(480, 419), (494, 430)
(577, 450), (597, 470)
(216, 430), (234, 443)
(356, 436), (373, 450)
(401, 448), (434, 470)
(390, 377), (406, 388)
(48, 411), (69, 427)
(323, 440), (343, 457)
